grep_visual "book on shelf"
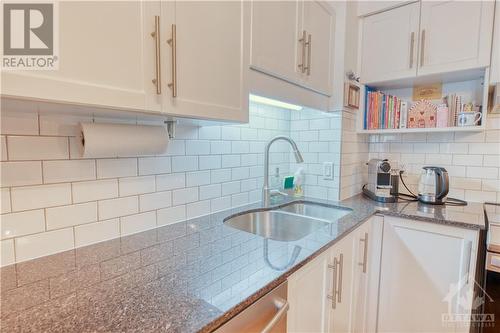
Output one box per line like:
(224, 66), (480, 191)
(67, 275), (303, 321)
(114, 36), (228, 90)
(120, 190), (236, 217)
(364, 88), (404, 130)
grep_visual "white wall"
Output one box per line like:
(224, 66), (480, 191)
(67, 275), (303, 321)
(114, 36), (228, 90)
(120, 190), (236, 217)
(0, 98), (342, 266)
(368, 114), (500, 203)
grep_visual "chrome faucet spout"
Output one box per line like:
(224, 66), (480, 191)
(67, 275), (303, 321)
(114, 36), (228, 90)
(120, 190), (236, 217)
(262, 136), (304, 206)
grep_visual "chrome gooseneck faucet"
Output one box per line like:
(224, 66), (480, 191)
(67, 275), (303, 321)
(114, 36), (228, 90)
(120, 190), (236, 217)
(262, 136), (304, 206)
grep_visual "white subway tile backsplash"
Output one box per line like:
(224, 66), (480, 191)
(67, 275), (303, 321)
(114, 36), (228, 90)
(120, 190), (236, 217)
(15, 228), (74, 262)
(11, 183), (71, 211)
(172, 156), (198, 172)
(157, 205), (186, 226)
(139, 191), (171, 212)
(172, 187), (198, 205)
(186, 140), (210, 155)
(72, 179), (118, 203)
(439, 143), (468, 154)
(452, 154), (483, 166)
(222, 181), (240, 196)
(186, 200), (211, 219)
(46, 202), (97, 230)
(199, 184), (221, 200)
(1, 161), (42, 187)
(119, 176), (155, 196)
(165, 140), (186, 156)
(466, 167), (498, 179)
(211, 169), (232, 183)
(1, 188), (11, 214)
(120, 211), (157, 236)
(1, 110), (38, 135)
(221, 155), (240, 168)
(199, 155), (221, 170)
(186, 171), (211, 187)
(156, 173), (186, 191)
(8, 136), (69, 160)
(211, 196), (231, 212)
(483, 155), (500, 167)
(98, 196), (138, 220)
(138, 157), (171, 176)
(1, 209), (45, 239)
(97, 158), (137, 179)
(221, 127), (240, 140)
(1, 239), (15, 266)
(43, 160), (96, 183)
(74, 218), (120, 247)
(210, 141), (231, 154)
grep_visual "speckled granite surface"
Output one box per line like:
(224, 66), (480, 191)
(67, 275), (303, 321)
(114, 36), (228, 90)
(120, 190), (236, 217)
(0, 194), (485, 332)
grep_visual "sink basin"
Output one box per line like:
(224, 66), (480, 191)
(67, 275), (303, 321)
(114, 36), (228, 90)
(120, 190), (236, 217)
(224, 210), (329, 241)
(279, 201), (352, 222)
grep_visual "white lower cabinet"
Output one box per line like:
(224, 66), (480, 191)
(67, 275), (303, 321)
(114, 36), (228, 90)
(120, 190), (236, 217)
(377, 216), (478, 333)
(287, 215), (479, 333)
(287, 216), (382, 333)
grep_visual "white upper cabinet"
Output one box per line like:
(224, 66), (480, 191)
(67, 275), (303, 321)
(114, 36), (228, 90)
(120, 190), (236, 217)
(360, 2), (420, 84)
(300, 1), (335, 95)
(161, 0), (248, 122)
(418, 0), (495, 76)
(249, 1), (301, 84)
(2, 1), (161, 112)
(490, 0), (500, 84)
(359, 0), (495, 85)
(249, 1), (335, 97)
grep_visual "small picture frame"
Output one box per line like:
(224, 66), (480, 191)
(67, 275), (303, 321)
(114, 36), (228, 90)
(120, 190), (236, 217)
(344, 82), (360, 109)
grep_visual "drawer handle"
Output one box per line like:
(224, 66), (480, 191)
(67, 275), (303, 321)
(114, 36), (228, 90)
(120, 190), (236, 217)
(305, 33), (311, 75)
(359, 232), (368, 273)
(260, 297), (289, 333)
(327, 257), (338, 309)
(337, 253), (343, 303)
(151, 16), (161, 95)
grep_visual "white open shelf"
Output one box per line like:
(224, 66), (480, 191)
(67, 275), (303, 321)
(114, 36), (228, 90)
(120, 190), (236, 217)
(356, 68), (490, 134)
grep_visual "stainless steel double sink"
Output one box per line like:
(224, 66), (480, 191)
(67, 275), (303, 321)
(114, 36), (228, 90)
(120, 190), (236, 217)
(223, 201), (352, 242)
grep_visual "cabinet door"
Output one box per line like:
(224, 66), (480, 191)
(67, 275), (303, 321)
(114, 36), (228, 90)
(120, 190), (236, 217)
(360, 2), (420, 84)
(287, 251), (330, 333)
(351, 216), (383, 333)
(300, 1), (335, 96)
(162, 1), (247, 122)
(418, 0), (495, 76)
(328, 234), (354, 333)
(489, 1), (500, 84)
(249, 0), (301, 84)
(377, 216), (478, 333)
(1, 1), (161, 112)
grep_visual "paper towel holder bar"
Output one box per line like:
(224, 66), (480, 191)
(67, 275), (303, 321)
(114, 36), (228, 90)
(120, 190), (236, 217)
(165, 120), (177, 139)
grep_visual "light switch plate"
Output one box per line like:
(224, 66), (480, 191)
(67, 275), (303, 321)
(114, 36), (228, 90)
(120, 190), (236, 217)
(323, 162), (334, 180)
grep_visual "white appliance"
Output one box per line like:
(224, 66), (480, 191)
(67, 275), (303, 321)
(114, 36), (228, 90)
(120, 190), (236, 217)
(486, 203), (500, 273)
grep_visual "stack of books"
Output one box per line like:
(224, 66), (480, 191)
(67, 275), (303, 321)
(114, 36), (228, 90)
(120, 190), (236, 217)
(364, 88), (408, 130)
(444, 93), (462, 127)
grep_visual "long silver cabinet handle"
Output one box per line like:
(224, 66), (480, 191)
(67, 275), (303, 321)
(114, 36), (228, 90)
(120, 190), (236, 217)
(409, 32), (415, 68)
(151, 16), (161, 95)
(305, 33), (311, 75)
(327, 257), (338, 309)
(359, 232), (369, 273)
(337, 253), (343, 303)
(167, 24), (177, 97)
(298, 30), (307, 73)
(260, 297), (289, 333)
(420, 29), (426, 67)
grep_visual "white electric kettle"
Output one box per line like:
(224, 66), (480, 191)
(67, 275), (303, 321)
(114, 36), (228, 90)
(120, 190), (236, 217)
(417, 166), (449, 205)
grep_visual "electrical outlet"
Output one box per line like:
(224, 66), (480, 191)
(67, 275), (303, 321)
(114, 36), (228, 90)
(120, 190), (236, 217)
(323, 162), (334, 180)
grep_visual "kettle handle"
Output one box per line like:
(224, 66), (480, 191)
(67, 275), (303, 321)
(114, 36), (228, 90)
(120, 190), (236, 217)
(435, 168), (449, 200)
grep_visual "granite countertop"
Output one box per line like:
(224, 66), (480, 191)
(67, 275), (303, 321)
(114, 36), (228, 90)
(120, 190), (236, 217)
(0, 194), (485, 332)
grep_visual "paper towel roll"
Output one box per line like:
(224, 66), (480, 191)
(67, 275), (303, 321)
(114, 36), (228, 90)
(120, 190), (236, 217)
(79, 123), (169, 158)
